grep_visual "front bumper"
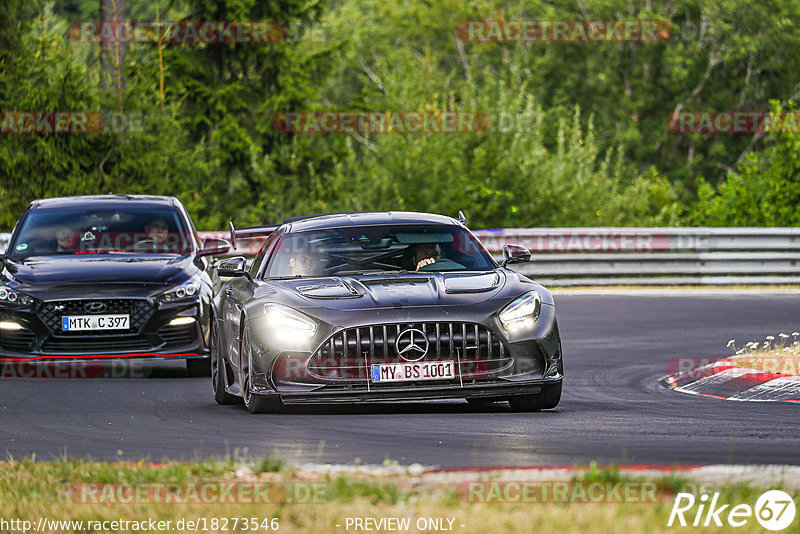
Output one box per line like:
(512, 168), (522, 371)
(245, 302), (562, 400)
(0, 299), (210, 361)
(252, 376), (561, 404)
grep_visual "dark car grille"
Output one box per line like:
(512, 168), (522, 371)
(307, 322), (514, 382)
(0, 328), (37, 352)
(40, 299), (153, 335)
(40, 323), (197, 354)
(42, 336), (155, 353)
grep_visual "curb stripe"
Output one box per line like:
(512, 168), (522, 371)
(664, 356), (800, 403)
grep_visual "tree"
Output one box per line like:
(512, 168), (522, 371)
(691, 102), (800, 226)
(99, 0), (126, 92)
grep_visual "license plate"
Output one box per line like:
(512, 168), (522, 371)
(371, 361), (456, 383)
(61, 314), (130, 331)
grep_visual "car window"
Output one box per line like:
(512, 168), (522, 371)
(249, 233), (275, 277)
(9, 205), (193, 257)
(263, 224), (495, 278)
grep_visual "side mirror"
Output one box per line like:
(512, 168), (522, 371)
(501, 244), (531, 267)
(198, 237), (231, 257)
(217, 256), (247, 277)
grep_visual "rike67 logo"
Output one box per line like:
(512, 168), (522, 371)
(668, 490), (796, 531)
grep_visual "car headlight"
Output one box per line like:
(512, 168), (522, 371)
(158, 275), (201, 303)
(0, 285), (35, 307)
(499, 291), (541, 331)
(264, 304), (317, 338)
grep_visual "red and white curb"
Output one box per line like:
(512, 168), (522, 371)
(663, 357), (800, 402)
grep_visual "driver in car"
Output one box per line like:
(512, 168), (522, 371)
(412, 242), (466, 271)
(413, 242), (441, 271)
(138, 217), (172, 252)
(288, 250), (324, 277)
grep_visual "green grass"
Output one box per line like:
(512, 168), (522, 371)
(255, 456), (286, 474)
(0, 460), (798, 534)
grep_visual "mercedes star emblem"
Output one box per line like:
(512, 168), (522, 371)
(395, 328), (429, 361)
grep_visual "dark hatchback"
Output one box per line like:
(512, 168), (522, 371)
(0, 195), (230, 375)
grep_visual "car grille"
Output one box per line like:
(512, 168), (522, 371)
(40, 328), (196, 354)
(41, 335), (155, 353)
(307, 322), (514, 382)
(40, 299), (153, 335)
(0, 328), (36, 352)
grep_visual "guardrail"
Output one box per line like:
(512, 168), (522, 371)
(471, 228), (800, 286)
(3, 228), (799, 286)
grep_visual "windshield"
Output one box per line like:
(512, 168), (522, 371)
(264, 224), (496, 278)
(9, 205), (193, 257)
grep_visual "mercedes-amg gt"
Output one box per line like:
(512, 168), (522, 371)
(211, 212), (563, 412)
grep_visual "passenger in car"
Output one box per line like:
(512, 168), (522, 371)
(55, 227), (79, 252)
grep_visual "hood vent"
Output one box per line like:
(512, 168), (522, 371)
(296, 279), (361, 299)
(361, 277), (432, 286)
(444, 272), (500, 294)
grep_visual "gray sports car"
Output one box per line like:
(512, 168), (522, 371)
(211, 212), (563, 413)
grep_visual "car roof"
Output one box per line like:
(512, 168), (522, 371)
(31, 195), (178, 210)
(285, 211), (462, 232)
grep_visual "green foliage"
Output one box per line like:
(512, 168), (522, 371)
(0, 10), (104, 227)
(3, 0), (800, 229)
(329, 476), (401, 505)
(298, 0), (684, 227)
(691, 102), (800, 226)
(255, 455), (286, 473)
(0, 3), (217, 228)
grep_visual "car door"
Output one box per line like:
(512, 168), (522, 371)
(220, 235), (274, 376)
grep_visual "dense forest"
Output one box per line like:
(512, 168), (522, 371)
(1, 0), (799, 230)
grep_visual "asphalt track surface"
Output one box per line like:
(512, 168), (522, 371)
(2, 293), (799, 467)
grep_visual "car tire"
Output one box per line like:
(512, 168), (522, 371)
(508, 382), (562, 412)
(186, 358), (211, 377)
(240, 328), (284, 414)
(211, 319), (240, 405)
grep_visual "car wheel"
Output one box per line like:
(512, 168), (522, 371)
(186, 358), (211, 377)
(508, 382), (562, 412)
(240, 328), (284, 414)
(211, 319), (240, 405)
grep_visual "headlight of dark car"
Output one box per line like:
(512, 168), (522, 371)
(0, 285), (36, 308)
(263, 303), (318, 339)
(498, 290), (541, 332)
(158, 275), (201, 303)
